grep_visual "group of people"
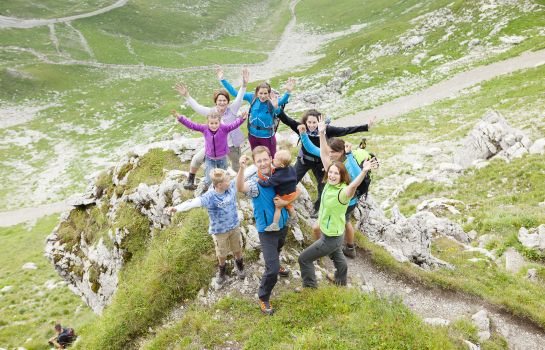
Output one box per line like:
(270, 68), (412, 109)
(166, 67), (378, 315)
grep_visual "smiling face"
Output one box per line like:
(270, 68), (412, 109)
(215, 94), (229, 113)
(257, 87), (269, 102)
(208, 116), (221, 131)
(252, 147), (272, 175)
(306, 115), (319, 132)
(327, 164), (341, 185)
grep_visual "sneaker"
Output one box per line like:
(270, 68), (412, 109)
(259, 299), (274, 315)
(183, 179), (197, 190)
(264, 222), (280, 232)
(342, 245), (356, 259)
(287, 216), (298, 226)
(278, 266), (290, 278)
(310, 210), (318, 219)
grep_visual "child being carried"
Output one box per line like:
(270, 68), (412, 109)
(258, 149), (298, 231)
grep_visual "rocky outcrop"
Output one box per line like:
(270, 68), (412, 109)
(455, 111), (534, 168)
(518, 225), (545, 251)
(354, 196), (454, 269)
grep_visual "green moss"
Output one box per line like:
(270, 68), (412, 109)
(95, 170), (113, 197)
(126, 149), (183, 189)
(114, 202), (151, 261)
(116, 162), (134, 181)
(77, 208), (215, 349)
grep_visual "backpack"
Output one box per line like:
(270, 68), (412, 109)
(57, 328), (76, 347)
(354, 151), (376, 199)
(247, 96), (280, 138)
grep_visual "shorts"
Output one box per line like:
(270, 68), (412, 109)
(212, 226), (242, 258)
(278, 191), (297, 210)
(345, 203), (357, 221)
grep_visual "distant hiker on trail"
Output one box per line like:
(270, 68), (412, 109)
(276, 108), (375, 217)
(237, 147), (300, 315)
(298, 125), (372, 258)
(166, 168), (246, 285)
(257, 149), (298, 231)
(174, 68), (249, 190)
(298, 116), (378, 288)
(171, 109), (247, 187)
(48, 324), (76, 349)
(216, 65), (296, 157)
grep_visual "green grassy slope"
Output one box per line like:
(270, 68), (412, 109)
(0, 215), (95, 349)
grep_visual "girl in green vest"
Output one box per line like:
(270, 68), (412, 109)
(298, 116), (378, 288)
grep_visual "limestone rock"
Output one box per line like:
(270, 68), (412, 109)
(529, 138), (545, 155)
(22, 262), (37, 270)
(518, 225), (545, 251)
(504, 247), (525, 274)
(471, 310), (491, 341)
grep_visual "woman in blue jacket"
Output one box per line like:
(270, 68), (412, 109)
(216, 66), (295, 157)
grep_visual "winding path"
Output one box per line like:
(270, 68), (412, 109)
(344, 249), (545, 350)
(333, 48), (545, 127)
(0, 0), (128, 29)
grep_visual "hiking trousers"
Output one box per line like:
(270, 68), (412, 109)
(258, 226), (287, 302)
(294, 157), (325, 212)
(298, 232), (347, 288)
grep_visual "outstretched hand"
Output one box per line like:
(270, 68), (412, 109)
(317, 114), (327, 134)
(345, 142), (352, 153)
(297, 124), (307, 134)
(362, 158), (379, 172)
(174, 83), (188, 97)
(215, 65), (224, 80)
(242, 67), (249, 86)
(171, 109), (180, 119)
(285, 77), (296, 93)
(270, 92), (279, 108)
(165, 206), (177, 215)
(240, 110), (249, 121)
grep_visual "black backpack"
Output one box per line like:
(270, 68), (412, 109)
(355, 153), (376, 199)
(58, 328), (76, 347)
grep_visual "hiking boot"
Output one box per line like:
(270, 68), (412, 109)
(235, 258), (246, 280)
(342, 245), (356, 259)
(183, 173), (198, 190)
(278, 266), (290, 278)
(259, 299), (274, 315)
(310, 210), (318, 219)
(215, 264), (227, 285)
(264, 222), (280, 232)
(183, 181), (198, 190)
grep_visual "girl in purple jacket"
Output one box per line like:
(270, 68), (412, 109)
(172, 109), (247, 185)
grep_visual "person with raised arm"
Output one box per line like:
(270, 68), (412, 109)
(276, 108), (375, 216)
(217, 65), (295, 156)
(297, 116), (378, 288)
(236, 147), (300, 315)
(174, 68), (249, 189)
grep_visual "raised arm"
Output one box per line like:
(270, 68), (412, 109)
(341, 159), (379, 202)
(236, 155), (251, 193)
(222, 111), (247, 132)
(299, 128), (320, 157)
(278, 77), (296, 106)
(228, 68), (249, 115)
(172, 110), (207, 132)
(276, 109), (301, 133)
(217, 66), (253, 102)
(175, 83), (213, 117)
(327, 116), (376, 137)
(318, 115), (332, 170)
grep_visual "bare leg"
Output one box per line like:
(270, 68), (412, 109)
(312, 223), (320, 241)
